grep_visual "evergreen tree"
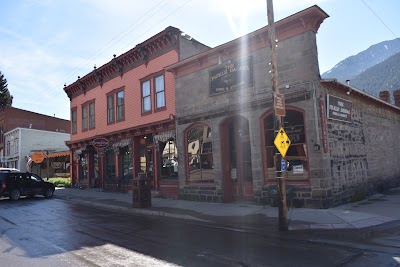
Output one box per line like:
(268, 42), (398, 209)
(0, 71), (13, 107)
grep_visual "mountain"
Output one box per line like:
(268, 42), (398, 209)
(322, 38), (400, 81)
(349, 52), (400, 98)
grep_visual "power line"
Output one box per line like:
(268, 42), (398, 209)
(31, 0), (193, 106)
(28, 0), (170, 104)
(361, 0), (398, 38)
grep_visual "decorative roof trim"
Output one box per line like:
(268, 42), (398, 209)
(64, 26), (182, 96)
(165, 5), (328, 74)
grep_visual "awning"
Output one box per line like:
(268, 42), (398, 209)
(154, 130), (176, 142)
(47, 151), (70, 158)
(112, 138), (132, 150)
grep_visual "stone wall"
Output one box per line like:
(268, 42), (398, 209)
(321, 89), (400, 207)
(174, 30), (322, 204)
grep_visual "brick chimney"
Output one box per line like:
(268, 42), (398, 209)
(379, 91), (390, 103)
(393, 89), (400, 107)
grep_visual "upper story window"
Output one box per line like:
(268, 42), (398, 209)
(89, 102), (95, 129)
(116, 90), (124, 121)
(14, 138), (19, 153)
(71, 108), (77, 134)
(107, 89), (124, 124)
(82, 105), (88, 131)
(107, 94), (114, 124)
(155, 75), (165, 109)
(6, 141), (10, 156)
(81, 100), (95, 132)
(142, 80), (151, 113)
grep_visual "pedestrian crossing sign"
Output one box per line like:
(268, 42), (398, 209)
(273, 127), (291, 158)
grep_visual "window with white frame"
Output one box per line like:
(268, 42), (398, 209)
(6, 141), (10, 156)
(142, 80), (151, 113)
(107, 94), (114, 124)
(89, 102), (95, 129)
(116, 90), (124, 121)
(71, 108), (77, 134)
(14, 138), (19, 153)
(82, 105), (88, 131)
(155, 75), (165, 109)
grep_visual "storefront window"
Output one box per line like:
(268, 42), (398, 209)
(263, 109), (309, 181)
(159, 139), (178, 179)
(105, 149), (115, 178)
(186, 124), (213, 182)
(80, 153), (88, 180)
(120, 145), (133, 178)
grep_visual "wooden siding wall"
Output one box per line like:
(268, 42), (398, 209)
(70, 50), (178, 141)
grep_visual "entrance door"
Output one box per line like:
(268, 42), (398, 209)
(221, 116), (254, 202)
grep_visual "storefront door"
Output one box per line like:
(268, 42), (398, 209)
(221, 115), (254, 202)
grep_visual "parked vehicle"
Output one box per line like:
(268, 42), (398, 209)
(0, 172), (55, 200)
(0, 167), (20, 172)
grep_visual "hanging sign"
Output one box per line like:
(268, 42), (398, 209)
(92, 138), (109, 149)
(31, 151), (46, 164)
(274, 93), (286, 116)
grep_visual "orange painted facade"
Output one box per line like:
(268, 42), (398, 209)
(64, 27), (209, 195)
(69, 50), (177, 140)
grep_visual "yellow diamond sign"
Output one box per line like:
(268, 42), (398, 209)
(274, 127), (291, 158)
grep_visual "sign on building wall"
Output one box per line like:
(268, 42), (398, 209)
(319, 96), (329, 153)
(326, 94), (352, 122)
(209, 56), (253, 95)
(31, 151), (46, 164)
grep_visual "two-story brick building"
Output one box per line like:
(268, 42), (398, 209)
(63, 27), (209, 195)
(166, 6), (400, 208)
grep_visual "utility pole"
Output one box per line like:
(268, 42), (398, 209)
(266, 0), (288, 231)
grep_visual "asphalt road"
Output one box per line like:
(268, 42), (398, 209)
(0, 196), (399, 267)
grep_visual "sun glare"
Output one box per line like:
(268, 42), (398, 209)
(217, 0), (265, 37)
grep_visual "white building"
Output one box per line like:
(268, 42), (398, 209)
(3, 128), (70, 175)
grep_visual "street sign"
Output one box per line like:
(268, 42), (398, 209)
(281, 159), (285, 171)
(273, 127), (291, 158)
(274, 93), (285, 117)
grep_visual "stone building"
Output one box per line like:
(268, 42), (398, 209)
(63, 27), (209, 193)
(166, 5), (400, 208)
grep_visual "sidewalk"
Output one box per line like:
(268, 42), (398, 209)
(53, 187), (400, 235)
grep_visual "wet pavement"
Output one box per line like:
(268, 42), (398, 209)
(2, 197), (379, 267)
(53, 187), (400, 237)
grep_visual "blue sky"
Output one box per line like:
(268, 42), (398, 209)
(0, 0), (399, 120)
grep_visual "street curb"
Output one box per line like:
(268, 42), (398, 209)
(53, 194), (400, 241)
(54, 195), (212, 223)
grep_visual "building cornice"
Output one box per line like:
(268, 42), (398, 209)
(165, 5), (328, 78)
(64, 26), (182, 99)
(321, 79), (400, 113)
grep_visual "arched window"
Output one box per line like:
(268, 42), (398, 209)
(262, 108), (309, 182)
(186, 124), (214, 183)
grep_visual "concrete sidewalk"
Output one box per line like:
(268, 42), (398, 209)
(53, 187), (400, 234)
